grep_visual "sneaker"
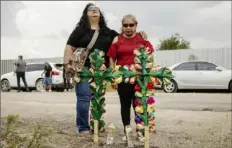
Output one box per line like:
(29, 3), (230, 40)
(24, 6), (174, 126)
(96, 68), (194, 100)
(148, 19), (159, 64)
(49, 89), (52, 92)
(79, 131), (91, 138)
(137, 132), (145, 142)
(122, 135), (127, 142)
(123, 125), (133, 147)
(125, 126), (134, 147)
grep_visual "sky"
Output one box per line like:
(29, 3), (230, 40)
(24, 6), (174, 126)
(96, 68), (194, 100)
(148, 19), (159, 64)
(1, 1), (231, 60)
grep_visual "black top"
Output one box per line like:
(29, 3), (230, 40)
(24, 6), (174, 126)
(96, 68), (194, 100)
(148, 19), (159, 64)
(45, 65), (52, 77)
(66, 26), (118, 67)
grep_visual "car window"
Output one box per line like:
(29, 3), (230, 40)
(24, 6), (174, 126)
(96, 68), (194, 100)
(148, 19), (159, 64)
(54, 64), (63, 71)
(35, 64), (45, 71)
(26, 64), (45, 72)
(173, 62), (196, 71)
(196, 62), (217, 71)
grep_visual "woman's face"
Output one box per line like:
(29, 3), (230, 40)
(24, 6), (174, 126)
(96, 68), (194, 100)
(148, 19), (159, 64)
(122, 18), (137, 37)
(87, 5), (100, 19)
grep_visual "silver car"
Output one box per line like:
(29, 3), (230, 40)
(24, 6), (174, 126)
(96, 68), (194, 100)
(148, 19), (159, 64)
(163, 61), (232, 93)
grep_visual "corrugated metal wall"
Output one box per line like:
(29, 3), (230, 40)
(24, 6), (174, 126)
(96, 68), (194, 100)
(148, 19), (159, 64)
(1, 57), (63, 75)
(1, 48), (231, 75)
(154, 48), (231, 69)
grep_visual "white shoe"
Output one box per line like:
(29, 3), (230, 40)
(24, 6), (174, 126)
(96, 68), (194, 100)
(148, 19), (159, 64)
(122, 125), (132, 142)
(122, 135), (127, 142)
(49, 89), (52, 92)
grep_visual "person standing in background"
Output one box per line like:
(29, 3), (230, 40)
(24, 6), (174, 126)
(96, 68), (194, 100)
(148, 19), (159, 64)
(41, 62), (53, 92)
(63, 64), (72, 92)
(14, 55), (30, 92)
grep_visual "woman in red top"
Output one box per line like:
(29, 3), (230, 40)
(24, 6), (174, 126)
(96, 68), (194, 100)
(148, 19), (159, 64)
(107, 14), (154, 141)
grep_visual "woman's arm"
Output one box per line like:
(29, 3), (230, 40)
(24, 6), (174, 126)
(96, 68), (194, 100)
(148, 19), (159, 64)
(64, 26), (83, 71)
(109, 58), (116, 70)
(108, 36), (118, 70)
(64, 45), (75, 65)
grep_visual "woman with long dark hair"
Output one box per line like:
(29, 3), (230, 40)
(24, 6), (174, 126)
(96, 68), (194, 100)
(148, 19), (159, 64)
(64, 3), (147, 137)
(63, 3), (119, 137)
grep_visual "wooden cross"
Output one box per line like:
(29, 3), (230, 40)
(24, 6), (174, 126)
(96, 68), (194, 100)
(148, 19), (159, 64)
(75, 49), (122, 143)
(118, 45), (174, 148)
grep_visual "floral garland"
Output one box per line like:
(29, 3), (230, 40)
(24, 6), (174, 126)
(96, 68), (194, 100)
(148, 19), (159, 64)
(118, 45), (174, 144)
(74, 49), (122, 141)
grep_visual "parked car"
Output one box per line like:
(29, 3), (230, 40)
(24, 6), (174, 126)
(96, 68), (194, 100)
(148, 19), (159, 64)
(1, 62), (66, 92)
(162, 61), (232, 93)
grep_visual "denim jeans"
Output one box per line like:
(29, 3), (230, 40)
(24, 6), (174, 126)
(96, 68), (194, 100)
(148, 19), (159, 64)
(75, 82), (91, 133)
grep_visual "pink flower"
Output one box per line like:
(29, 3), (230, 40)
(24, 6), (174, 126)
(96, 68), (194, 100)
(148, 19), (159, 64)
(134, 99), (142, 106)
(147, 97), (155, 104)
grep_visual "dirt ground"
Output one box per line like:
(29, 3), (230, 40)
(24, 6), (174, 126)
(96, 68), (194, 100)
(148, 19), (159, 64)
(1, 110), (231, 148)
(1, 92), (232, 148)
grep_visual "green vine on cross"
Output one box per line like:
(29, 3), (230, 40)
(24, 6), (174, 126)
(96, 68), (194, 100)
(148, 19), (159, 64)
(74, 49), (122, 142)
(118, 45), (174, 147)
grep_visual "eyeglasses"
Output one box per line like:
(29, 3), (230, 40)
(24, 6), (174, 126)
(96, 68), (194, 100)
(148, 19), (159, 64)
(88, 6), (100, 11)
(122, 23), (135, 28)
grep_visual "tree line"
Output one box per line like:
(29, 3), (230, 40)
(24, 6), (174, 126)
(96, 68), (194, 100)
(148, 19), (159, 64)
(156, 33), (191, 50)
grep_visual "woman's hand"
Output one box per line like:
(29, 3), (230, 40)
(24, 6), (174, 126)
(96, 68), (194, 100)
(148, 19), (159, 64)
(139, 31), (148, 40)
(65, 63), (75, 74)
(111, 82), (118, 90)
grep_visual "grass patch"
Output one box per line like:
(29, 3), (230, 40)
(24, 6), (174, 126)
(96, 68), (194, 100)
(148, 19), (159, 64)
(1, 114), (52, 148)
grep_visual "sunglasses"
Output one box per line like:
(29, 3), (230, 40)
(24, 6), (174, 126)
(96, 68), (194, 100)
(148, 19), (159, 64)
(88, 6), (100, 11)
(122, 23), (135, 28)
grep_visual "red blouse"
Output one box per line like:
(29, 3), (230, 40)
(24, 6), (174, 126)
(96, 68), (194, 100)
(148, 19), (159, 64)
(107, 33), (155, 66)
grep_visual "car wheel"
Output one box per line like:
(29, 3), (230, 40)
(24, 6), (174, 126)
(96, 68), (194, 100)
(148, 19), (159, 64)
(163, 79), (178, 93)
(229, 81), (232, 92)
(35, 79), (44, 92)
(1, 79), (11, 92)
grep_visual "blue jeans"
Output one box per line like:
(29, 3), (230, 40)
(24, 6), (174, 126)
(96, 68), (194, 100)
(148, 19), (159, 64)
(44, 77), (52, 85)
(75, 82), (91, 133)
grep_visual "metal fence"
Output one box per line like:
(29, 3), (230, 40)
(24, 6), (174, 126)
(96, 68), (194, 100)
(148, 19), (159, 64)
(154, 48), (231, 69)
(1, 48), (231, 75)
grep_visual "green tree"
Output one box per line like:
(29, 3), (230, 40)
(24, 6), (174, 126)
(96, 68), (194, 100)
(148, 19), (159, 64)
(158, 33), (191, 50)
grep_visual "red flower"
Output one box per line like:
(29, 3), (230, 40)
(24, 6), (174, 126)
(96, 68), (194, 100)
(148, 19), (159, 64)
(134, 82), (155, 91)
(146, 82), (155, 89)
(134, 84), (141, 91)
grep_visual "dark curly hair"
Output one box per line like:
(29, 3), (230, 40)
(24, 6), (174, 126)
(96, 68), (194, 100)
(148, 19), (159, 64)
(76, 3), (110, 34)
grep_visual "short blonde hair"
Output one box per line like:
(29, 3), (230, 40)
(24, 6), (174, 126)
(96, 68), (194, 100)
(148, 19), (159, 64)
(120, 14), (138, 34)
(121, 14), (138, 25)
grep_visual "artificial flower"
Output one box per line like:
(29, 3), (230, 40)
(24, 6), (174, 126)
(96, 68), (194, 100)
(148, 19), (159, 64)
(89, 68), (94, 74)
(135, 91), (143, 98)
(146, 89), (155, 96)
(134, 99), (142, 106)
(135, 64), (142, 70)
(100, 64), (106, 71)
(90, 82), (97, 89)
(147, 104), (155, 113)
(135, 114), (143, 123)
(146, 62), (153, 69)
(136, 123), (145, 130)
(114, 76), (122, 84)
(134, 84), (141, 91)
(147, 97), (155, 104)
(133, 48), (141, 56)
(146, 82), (155, 89)
(147, 55), (153, 62)
(149, 126), (156, 134)
(134, 57), (141, 64)
(149, 120), (155, 127)
(144, 47), (151, 55)
(135, 106), (144, 113)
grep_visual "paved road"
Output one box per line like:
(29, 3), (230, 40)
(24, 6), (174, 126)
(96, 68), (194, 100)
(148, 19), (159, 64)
(1, 92), (231, 117)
